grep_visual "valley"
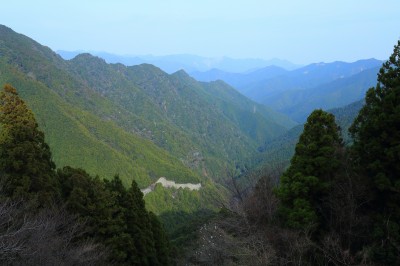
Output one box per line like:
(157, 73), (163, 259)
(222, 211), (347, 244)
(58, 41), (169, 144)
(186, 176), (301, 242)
(0, 23), (382, 218)
(0, 24), (295, 215)
(0, 21), (399, 265)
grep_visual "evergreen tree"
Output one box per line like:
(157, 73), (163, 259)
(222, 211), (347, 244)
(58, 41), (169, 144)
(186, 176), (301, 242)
(149, 211), (172, 266)
(58, 167), (126, 263)
(125, 180), (159, 265)
(105, 176), (173, 265)
(104, 176), (139, 265)
(275, 109), (342, 231)
(349, 40), (400, 264)
(0, 84), (58, 204)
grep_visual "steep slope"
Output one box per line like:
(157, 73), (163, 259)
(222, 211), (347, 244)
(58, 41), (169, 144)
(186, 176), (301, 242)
(65, 54), (295, 178)
(199, 80), (297, 130)
(0, 58), (199, 188)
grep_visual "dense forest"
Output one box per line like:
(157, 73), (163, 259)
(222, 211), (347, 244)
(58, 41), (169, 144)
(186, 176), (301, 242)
(0, 22), (399, 265)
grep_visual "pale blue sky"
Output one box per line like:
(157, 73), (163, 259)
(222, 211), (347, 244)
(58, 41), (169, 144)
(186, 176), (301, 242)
(2, 0), (399, 64)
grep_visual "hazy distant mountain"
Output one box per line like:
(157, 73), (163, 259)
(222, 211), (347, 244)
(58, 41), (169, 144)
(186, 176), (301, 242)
(57, 50), (301, 73)
(264, 66), (380, 122)
(244, 59), (382, 100)
(190, 65), (288, 93)
(225, 59), (380, 122)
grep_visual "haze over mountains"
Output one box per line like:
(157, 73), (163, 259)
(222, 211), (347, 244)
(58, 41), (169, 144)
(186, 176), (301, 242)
(57, 50), (301, 73)
(191, 58), (382, 122)
(59, 49), (381, 124)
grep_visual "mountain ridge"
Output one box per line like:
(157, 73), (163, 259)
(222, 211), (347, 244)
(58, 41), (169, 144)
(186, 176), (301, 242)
(57, 50), (302, 73)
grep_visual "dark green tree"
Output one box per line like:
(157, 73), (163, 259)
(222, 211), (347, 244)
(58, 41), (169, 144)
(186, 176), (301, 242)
(0, 84), (58, 204)
(105, 176), (173, 265)
(58, 167), (126, 262)
(275, 109), (342, 231)
(349, 40), (400, 264)
(124, 180), (159, 266)
(149, 211), (172, 266)
(104, 176), (139, 265)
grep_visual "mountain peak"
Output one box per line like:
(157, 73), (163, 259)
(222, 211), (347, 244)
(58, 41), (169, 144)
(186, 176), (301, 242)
(70, 53), (106, 64)
(172, 69), (189, 77)
(0, 24), (14, 34)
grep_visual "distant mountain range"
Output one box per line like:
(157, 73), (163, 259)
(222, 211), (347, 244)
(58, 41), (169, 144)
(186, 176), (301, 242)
(191, 59), (382, 122)
(190, 65), (288, 88)
(57, 50), (302, 73)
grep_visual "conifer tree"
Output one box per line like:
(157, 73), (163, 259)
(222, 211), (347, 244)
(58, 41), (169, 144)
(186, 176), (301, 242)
(104, 175), (139, 264)
(149, 211), (172, 265)
(104, 176), (173, 265)
(125, 180), (159, 265)
(350, 40), (400, 264)
(58, 167), (126, 263)
(275, 109), (342, 231)
(0, 84), (58, 204)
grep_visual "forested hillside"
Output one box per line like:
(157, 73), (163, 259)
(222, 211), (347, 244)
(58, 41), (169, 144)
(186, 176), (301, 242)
(0, 24), (295, 215)
(0, 84), (173, 265)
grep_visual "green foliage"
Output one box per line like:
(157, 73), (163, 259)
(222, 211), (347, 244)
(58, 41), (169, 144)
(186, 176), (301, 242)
(350, 40), (400, 265)
(149, 212), (172, 265)
(58, 167), (120, 245)
(275, 109), (342, 230)
(0, 84), (58, 205)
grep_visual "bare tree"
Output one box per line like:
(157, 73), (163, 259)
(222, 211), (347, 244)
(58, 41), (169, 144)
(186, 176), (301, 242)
(0, 200), (108, 266)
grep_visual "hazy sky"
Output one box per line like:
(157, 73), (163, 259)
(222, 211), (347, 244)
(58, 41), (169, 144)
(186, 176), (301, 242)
(2, 0), (399, 64)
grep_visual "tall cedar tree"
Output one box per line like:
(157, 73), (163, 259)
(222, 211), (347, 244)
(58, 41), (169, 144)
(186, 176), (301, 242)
(149, 211), (172, 265)
(349, 40), (400, 264)
(125, 179), (159, 265)
(58, 167), (127, 263)
(104, 176), (143, 265)
(0, 84), (58, 204)
(104, 176), (169, 265)
(275, 109), (342, 231)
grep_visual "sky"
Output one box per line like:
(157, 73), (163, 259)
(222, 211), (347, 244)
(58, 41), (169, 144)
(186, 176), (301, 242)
(1, 0), (400, 64)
